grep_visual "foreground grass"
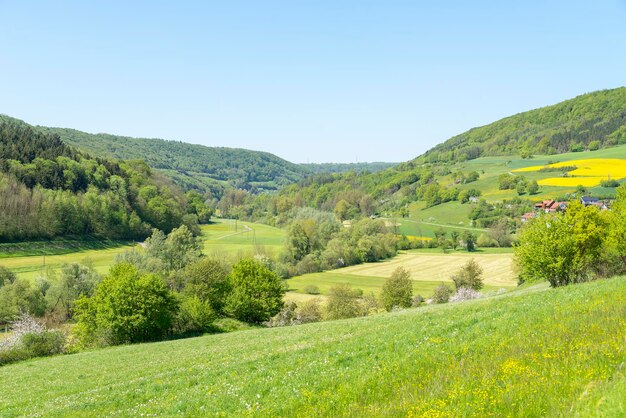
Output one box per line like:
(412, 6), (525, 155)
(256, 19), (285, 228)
(1, 277), (624, 416)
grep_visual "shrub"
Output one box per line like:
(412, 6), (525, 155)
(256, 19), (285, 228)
(74, 263), (179, 346)
(20, 331), (66, 357)
(451, 259), (484, 291)
(225, 259), (285, 324)
(297, 298), (323, 324)
(431, 283), (452, 304)
(0, 266), (16, 288)
(181, 257), (231, 314)
(303, 284), (321, 295)
(477, 233), (498, 248)
(600, 179), (620, 188)
(0, 314), (65, 366)
(412, 294), (424, 306)
(266, 302), (299, 327)
(450, 287), (483, 303)
(380, 267), (413, 311)
(175, 295), (217, 334)
(325, 285), (366, 320)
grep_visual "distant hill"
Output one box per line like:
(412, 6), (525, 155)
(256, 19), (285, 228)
(420, 87), (626, 163)
(38, 125), (308, 194)
(269, 88), (626, 220)
(0, 115), (310, 196)
(300, 162), (398, 174)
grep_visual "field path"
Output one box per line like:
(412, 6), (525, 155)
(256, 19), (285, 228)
(214, 225), (252, 240)
(391, 218), (487, 232)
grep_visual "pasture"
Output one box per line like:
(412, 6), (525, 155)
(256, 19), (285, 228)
(1, 276), (623, 416)
(286, 250), (516, 302)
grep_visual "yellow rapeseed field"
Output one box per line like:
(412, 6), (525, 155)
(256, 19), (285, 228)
(514, 158), (626, 187)
(538, 177), (607, 187)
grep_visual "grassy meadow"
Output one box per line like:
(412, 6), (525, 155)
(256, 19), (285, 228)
(1, 276), (623, 416)
(200, 219), (285, 258)
(0, 219), (286, 281)
(286, 250), (516, 303)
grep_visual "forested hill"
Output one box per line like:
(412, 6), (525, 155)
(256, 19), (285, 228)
(300, 162), (398, 174)
(32, 123), (308, 193)
(419, 87), (626, 163)
(0, 118), (210, 242)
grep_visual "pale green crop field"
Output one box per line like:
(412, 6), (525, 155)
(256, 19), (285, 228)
(286, 251), (516, 301)
(0, 276), (623, 416)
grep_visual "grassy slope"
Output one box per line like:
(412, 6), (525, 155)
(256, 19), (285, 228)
(1, 277), (624, 416)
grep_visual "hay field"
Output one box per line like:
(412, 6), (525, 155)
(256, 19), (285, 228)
(286, 251), (516, 301)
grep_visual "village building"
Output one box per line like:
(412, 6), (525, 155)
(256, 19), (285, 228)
(521, 212), (538, 223)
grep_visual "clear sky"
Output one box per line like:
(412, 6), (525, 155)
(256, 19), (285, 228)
(2, 1), (626, 163)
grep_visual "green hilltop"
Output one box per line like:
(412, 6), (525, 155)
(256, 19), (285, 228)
(36, 123), (308, 194)
(420, 87), (626, 163)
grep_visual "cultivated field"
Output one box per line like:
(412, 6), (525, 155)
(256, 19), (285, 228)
(286, 250), (516, 302)
(513, 158), (626, 187)
(1, 277), (623, 416)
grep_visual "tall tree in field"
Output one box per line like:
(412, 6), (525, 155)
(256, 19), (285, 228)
(380, 267), (413, 311)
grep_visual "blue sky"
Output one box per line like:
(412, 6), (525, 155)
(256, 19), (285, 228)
(2, 1), (625, 163)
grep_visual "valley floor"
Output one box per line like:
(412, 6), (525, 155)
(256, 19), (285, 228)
(1, 277), (624, 416)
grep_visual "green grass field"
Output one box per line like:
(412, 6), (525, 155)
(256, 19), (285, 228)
(0, 245), (138, 281)
(1, 276), (623, 416)
(200, 219), (285, 258)
(286, 251), (516, 303)
(0, 220), (286, 281)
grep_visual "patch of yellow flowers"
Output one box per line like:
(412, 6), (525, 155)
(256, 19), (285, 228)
(513, 158), (626, 187)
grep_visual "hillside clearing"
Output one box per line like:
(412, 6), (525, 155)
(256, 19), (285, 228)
(0, 277), (623, 416)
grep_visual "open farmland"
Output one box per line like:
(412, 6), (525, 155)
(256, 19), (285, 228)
(513, 158), (626, 187)
(286, 251), (516, 302)
(1, 276), (623, 416)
